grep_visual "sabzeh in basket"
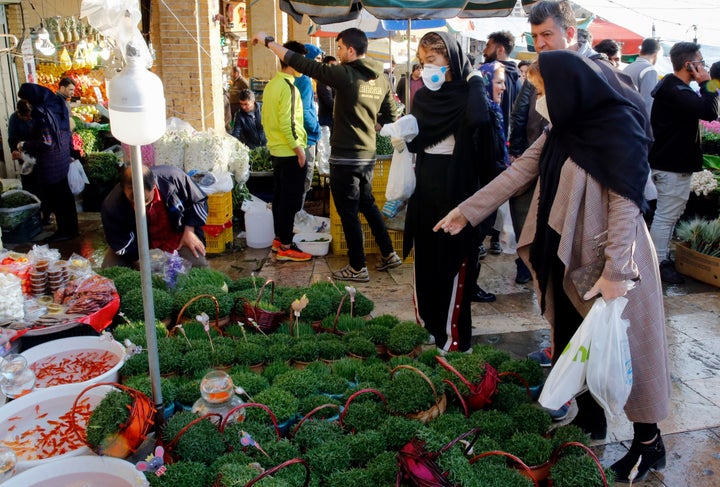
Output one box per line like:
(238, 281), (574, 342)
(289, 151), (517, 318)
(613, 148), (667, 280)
(239, 278), (286, 333)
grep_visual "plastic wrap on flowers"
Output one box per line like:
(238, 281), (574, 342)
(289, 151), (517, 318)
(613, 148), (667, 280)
(153, 131), (189, 168)
(226, 136), (250, 186)
(184, 130), (229, 173)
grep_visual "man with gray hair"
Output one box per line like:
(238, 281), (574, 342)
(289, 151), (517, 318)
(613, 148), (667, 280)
(624, 38), (662, 120)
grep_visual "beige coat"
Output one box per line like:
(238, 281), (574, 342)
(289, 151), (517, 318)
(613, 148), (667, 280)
(458, 133), (671, 423)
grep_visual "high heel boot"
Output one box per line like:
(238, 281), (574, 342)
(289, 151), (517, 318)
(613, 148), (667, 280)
(611, 428), (666, 482)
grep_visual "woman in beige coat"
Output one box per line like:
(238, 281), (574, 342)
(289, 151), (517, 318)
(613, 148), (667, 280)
(435, 51), (671, 483)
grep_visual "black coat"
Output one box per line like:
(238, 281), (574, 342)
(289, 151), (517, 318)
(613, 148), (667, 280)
(231, 102), (267, 149)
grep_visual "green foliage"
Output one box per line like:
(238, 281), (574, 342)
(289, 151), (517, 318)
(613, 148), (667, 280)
(367, 314), (400, 329)
(272, 369), (320, 398)
(490, 382), (531, 413)
(229, 369), (269, 397)
(113, 269), (143, 297)
(320, 313), (366, 333)
(473, 345), (512, 369)
(675, 217), (720, 257)
(366, 451), (400, 485)
(326, 469), (373, 487)
(416, 347), (442, 368)
(295, 283), (338, 321)
(263, 438), (301, 466)
(249, 146), (272, 172)
(317, 374), (349, 396)
(85, 390), (132, 451)
(342, 398), (387, 432)
(376, 133), (393, 156)
(550, 425), (590, 455)
(437, 446), (477, 486)
(291, 338), (320, 363)
(468, 409), (516, 443)
(359, 324), (390, 346)
(214, 463), (268, 487)
(439, 354), (487, 396)
(97, 265), (134, 282)
(262, 360), (293, 384)
(175, 321), (221, 340)
(176, 267), (232, 291)
(180, 348), (213, 376)
(469, 460), (534, 487)
(387, 321), (428, 355)
(75, 128), (100, 152)
(124, 375), (177, 408)
(162, 410), (225, 465)
(223, 421), (278, 454)
(84, 151), (119, 185)
(250, 387), (298, 424)
(317, 336), (347, 360)
(497, 358), (544, 387)
(173, 285), (232, 319)
(157, 337), (184, 374)
(293, 418), (344, 451)
(346, 430), (386, 466)
(234, 341), (267, 366)
(550, 454), (616, 487)
(355, 362), (390, 388)
(229, 275), (266, 293)
(121, 287), (174, 321)
(331, 357), (364, 382)
(211, 342), (237, 367)
(504, 431), (553, 466)
(376, 366), (443, 416)
(119, 351), (149, 377)
(336, 290), (374, 317)
(305, 439), (352, 479)
(147, 461), (209, 487)
(377, 415), (423, 450)
(298, 394), (342, 417)
(173, 377), (201, 406)
(427, 412), (472, 440)
(510, 403), (552, 436)
(303, 360), (331, 377)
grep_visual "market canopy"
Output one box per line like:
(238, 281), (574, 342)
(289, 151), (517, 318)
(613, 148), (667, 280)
(280, 0), (540, 24)
(587, 17), (644, 55)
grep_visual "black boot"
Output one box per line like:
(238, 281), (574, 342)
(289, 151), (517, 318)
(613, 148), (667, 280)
(569, 391), (607, 440)
(611, 429), (666, 482)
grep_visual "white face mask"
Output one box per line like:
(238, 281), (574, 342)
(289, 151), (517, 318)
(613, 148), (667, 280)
(535, 95), (551, 123)
(422, 64), (448, 91)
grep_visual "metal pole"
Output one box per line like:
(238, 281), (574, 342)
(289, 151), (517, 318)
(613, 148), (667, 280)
(406, 21), (411, 113)
(129, 144), (163, 428)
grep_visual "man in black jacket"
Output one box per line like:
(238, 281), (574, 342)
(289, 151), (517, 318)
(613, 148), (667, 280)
(231, 89), (267, 149)
(101, 165), (209, 269)
(252, 28), (401, 282)
(648, 42), (719, 283)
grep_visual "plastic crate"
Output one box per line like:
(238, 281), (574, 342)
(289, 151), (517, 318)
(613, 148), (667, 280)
(206, 191), (233, 225)
(3, 212), (42, 243)
(204, 220), (234, 254)
(329, 192), (386, 226)
(372, 156), (391, 195)
(330, 219), (412, 263)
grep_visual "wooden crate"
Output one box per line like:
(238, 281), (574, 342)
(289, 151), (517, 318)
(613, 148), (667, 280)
(675, 242), (720, 288)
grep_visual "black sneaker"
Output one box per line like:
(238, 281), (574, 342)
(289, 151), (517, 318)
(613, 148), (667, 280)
(489, 241), (502, 255)
(477, 243), (487, 260)
(659, 259), (685, 284)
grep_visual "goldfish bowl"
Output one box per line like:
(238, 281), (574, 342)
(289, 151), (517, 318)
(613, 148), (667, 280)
(1, 454), (148, 486)
(0, 382), (113, 473)
(22, 336), (126, 390)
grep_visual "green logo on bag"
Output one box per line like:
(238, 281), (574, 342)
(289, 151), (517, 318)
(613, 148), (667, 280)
(561, 342), (590, 363)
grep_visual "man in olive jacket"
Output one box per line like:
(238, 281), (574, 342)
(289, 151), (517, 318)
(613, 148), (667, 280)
(252, 28), (401, 282)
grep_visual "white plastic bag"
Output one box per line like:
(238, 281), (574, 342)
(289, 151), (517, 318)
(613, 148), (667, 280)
(67, 159), (90, 195)
(293, 210), (330, 234)
(586, 297), (633, 419)
(493, 201), (517, 253)
(538, 299), (606, 410)
(385, 148), (415, 201)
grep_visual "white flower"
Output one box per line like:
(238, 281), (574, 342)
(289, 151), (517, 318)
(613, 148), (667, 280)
(690, 169), (718, 196)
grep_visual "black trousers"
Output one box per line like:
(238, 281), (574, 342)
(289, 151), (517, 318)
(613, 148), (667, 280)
(272, 155), (306, 245)
(43, 175), (78, 236)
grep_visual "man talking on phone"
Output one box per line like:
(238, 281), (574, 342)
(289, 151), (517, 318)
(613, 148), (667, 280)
(648, 41), (718, 283)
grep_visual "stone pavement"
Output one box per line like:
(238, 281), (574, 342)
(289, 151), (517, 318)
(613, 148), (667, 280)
(9, 212), (720, 486)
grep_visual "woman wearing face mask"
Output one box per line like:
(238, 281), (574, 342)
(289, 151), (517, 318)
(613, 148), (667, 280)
(402, 31), (496, 353)
(435, 51), (670, 483)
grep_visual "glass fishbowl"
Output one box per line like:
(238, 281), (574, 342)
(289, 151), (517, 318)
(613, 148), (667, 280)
(191, 370), (245, 424)
(0, 354), (36, 399)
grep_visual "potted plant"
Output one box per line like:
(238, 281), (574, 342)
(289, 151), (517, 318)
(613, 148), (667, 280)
(262, 360), (293, 384)
(290, 338), (319, 368)
(180, 347), (213, 378)
(317, 374), (350, 397)
(473, 344), (512, 369)
(211, 340), (238, 369)
(298, 394), (342, 420)
(346, 430), (386, 467)
(468, 460), (535, 487)
(549, 444), (615, 487)
(175, 267), (232, 292)
(304, 439), (352, 481)
(367, 314), (400, 328)
(345, 336), (376, 360)
(248, 386), (299, 427)
(317, 335), (348, 362)
(376, 415), (423, 451)
(331, 357), (364, 383)
(162, 410), (226, 465)
(366, 450), (403, 485)
(468, 409), (516, 443)
(489, 382), (532, 413)
(359, 324), (391, 356)
(292, 416), (344, 452)
(120, 287), (174, 323)
(318, 313), (367, 335)
(674, 217), (720, 287)
(502, 431), (554, 483)
(84, 388), (133, 453)
(326, 468), (373, 486)
(510, 403), (552, 436)
(355, 361), (391, 389)
(550, 425), (590, 454)
(272, 368), (320, 399)
(173, 286), (233, 324)
(172, 376), (202, 411)
(498, 358), (545, 400)
(341, 393), (388, 433)
(156, 337), (184, 376)
(234, 341), (267, 371)
(229, 368), (269, 397)
(119, 351), (149, 379)
(123, 374), (177, 418)
(384, 365), (445, 424)
(386, 321), (428, 357)
(146, 461), (209, 487)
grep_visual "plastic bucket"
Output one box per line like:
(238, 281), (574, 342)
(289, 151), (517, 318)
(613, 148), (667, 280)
(244, 208), (274, 248)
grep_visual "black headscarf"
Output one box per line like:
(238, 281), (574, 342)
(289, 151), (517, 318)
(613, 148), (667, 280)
(18, 83), (70, 142)
(529, 51), (650, 310)
(410, 31), (473, 150)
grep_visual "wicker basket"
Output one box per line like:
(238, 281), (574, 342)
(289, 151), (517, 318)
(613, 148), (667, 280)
(244, 458), (310, 487)
(390, 365), (446, 424)
(173, 293), (223, 334)
(311, 293), (350, 336)
(241, 279), (286, 333)
(70, 382), (156, 459)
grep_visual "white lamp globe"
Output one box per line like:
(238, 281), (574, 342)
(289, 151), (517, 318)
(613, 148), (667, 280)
(108, 45), (166, 146)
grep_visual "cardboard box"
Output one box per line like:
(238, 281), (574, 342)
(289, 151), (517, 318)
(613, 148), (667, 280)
(675, 242), (720, 288)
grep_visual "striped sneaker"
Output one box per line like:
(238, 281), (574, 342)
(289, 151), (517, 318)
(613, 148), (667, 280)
(277, 244), (312, 262)
(375, 251), (402, 271)
(331, 265), (370, 283)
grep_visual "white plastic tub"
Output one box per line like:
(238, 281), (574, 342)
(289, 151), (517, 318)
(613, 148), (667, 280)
(2, 454), (148, 486)
(293, 232), (332, 256)
(22, 336), (126, 389)
(0, 383), (113, 473)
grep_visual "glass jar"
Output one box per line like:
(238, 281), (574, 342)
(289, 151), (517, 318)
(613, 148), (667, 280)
(0, 354), (36, 399)
(0, 446), (16, 482)
(191, 370), (244, 424)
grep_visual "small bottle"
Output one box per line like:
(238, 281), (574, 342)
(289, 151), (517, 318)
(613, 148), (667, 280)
(0, 354), (36, 399)
(191, 370), (245, 425)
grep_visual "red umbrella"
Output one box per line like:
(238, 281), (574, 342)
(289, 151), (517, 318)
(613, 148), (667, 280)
(589, 17), (644, 55)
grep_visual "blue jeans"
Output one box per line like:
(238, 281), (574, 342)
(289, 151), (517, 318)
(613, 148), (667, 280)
(649, 169), (691, 262)
(330, 164), (394, 270)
